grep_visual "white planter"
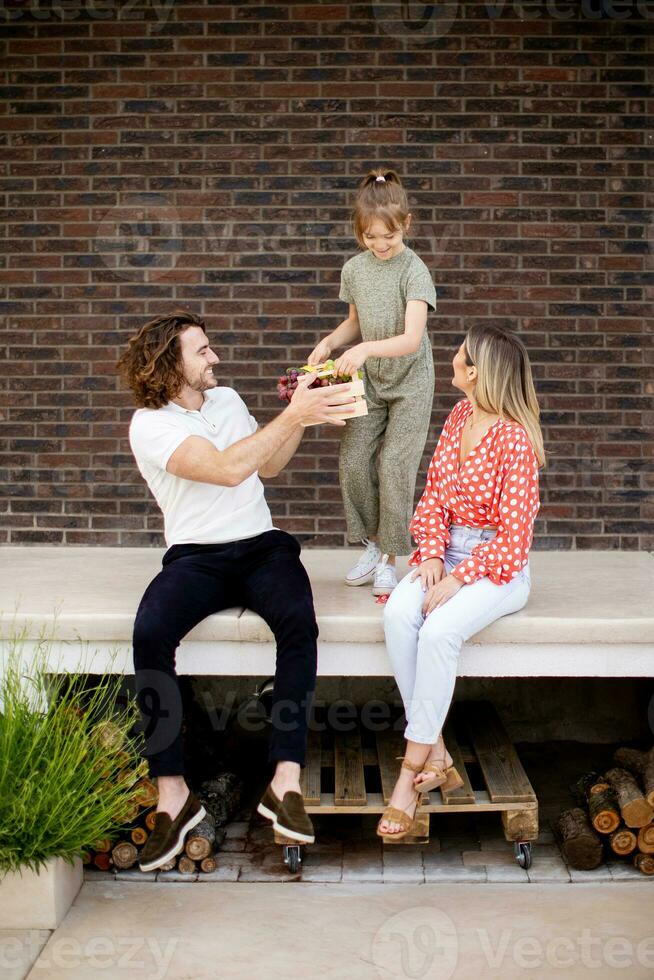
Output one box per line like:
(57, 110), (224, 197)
(0, 855), (83, 929)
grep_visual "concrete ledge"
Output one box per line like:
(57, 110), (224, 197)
(1, 547), (653, 678)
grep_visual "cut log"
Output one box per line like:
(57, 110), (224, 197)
(177, 855), (197, 875)
(158, 859), (176, 872)
(570, 771), (605, 805)
(588, 782), (610, 796)
(637, 824), (654, 854)
(112, 841), (138, 870)
(587, 788), (621, 834)
(113, 801), (140, 825)
(133, 777), (158, 809)
(145, 810), (157, 832)
(199, 772), (243, 827)
(613, 747), (654, 808)
(185, 815), (216, 861)
(633, 851), (654, 875)
(92, 837), (112, 853)
(131, 826), (148, 846)
(200, 855), (218, 874)
(93, 852), (112, 871)
(91, 719), (125, 752)
(608, 827), (637, 857)
(604, 767), (654, 828)
(558, 807), (604, 870)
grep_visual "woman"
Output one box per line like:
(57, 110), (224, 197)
(378, 324), (545, 839)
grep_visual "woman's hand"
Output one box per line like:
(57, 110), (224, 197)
(422, 574), (464, 616)
(410, 558), (445, 591)
(307, 338), (332, 366)
(333, 343), (369, 378)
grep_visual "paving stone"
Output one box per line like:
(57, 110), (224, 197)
(423, 849), (487, 883)
(463, 849), (514, 867)
(83, 869), (116, 881)
(113, 868), (157, 882)
(382, 845), (425, 883)
(527, 859), (571, 883)
(238, 850), (300, 883)
(567, 864), (613, 883)
(195, 865), (240, 882)
(225, 821), (250, 838)
(439, 835), (479, 851)
(342, 841), (383, 883)
(485, 862), (531, 883)
(221, 838), (248, 852)
(155, 869), (199, 882)
(300, 849), (343, 883)
(480, 837), (515, 852)
(213, 852), (254, 870)
(530, 843), (562, 861)
(607, 859), (651, 882)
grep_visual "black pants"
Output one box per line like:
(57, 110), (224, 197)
(132, 529), (318, 778)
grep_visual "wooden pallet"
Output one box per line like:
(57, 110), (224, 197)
(296, 700), (538, 844)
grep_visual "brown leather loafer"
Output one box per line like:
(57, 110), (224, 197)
(256, 783), (283, 824)
(139, 790), (206, 872)
(274, 791), (315, 844)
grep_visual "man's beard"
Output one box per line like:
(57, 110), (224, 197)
(186, 369), (217, 393)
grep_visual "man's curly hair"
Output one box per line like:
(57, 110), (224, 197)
(117, 310), (206, 409)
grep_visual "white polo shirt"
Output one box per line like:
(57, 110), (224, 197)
(128, 386), (274, 547)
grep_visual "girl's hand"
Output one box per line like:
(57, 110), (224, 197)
(333, 343), (369, 378)
(422, 574), (464, 616)
(410, 558), (445, 591)
(307, 339), (332, 366)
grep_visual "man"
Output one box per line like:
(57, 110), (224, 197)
(117, 310), (354, 872)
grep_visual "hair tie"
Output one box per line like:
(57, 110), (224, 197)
(375, 175), (386, 182)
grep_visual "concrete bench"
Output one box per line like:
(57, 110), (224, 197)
(1, 547), (653, 678)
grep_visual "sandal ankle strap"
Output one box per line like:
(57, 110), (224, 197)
(395, 755), (424, 774)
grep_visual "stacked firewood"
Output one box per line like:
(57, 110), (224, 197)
(82, 775), (221, 875)
(558, 746), (654, 875)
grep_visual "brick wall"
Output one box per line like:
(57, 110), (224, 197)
(1, 1), (652, 549)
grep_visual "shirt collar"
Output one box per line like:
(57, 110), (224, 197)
(166, 393), (209, 416)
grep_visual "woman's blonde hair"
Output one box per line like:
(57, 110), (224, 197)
(464, 324), (546, 468)
(352, 167), (410, 248)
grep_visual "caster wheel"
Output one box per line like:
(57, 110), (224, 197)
(283, 845), (302, 874)
(514, 841), (532, 869)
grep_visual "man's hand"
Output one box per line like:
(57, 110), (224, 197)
(422, 575), (464, 616)
(410, 557), (445, 591)
(286, 372), (356, 427)
(307, 338), (332, 366)
(333, 343), (369, 378)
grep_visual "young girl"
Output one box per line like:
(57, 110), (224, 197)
(377, 325), (544, 839)
(307, 168), (437, 595)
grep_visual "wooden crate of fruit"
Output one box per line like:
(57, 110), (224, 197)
(277, 360), (367, 426)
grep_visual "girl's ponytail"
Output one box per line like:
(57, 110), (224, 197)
(352, 167), (410, 248)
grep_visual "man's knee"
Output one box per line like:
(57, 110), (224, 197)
(133, 603), (173, 665)
(280, 593), (318, 640)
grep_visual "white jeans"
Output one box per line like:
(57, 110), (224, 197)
(383, 525), (531, 745)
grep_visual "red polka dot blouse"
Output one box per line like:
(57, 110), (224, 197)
(409, 399), (540, 586)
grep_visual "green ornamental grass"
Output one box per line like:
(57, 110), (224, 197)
(0, 631), (147, 879)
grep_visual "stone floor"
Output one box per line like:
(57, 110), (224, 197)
(82, 740), (651, 886)
(4, 881), (654, 980)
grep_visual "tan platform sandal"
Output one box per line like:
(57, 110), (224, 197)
(376, 756), (426, 842)
(413, 756), (464, 795)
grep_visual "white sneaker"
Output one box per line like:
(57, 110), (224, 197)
(372, 555), (398, 596)
(345, 538), (382, 586)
